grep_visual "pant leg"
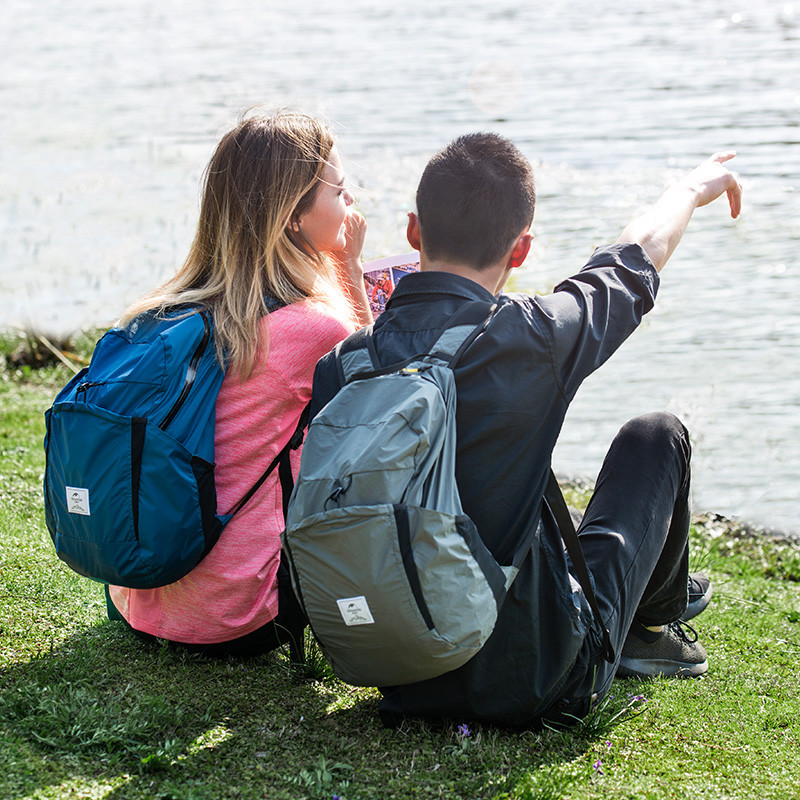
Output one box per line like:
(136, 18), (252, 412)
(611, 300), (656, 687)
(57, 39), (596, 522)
(565, 411), (693, 702)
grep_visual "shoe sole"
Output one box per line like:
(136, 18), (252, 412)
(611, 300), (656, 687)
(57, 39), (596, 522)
(617, 656), (708, 679)
(683, 582), (713, 621)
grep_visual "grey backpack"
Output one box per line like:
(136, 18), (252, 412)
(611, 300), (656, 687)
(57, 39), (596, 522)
(282, 302), (536, 686)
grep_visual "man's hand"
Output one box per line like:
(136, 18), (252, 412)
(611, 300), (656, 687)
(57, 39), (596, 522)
(683, 152), (742, 218)
(617, 152), (743, 272)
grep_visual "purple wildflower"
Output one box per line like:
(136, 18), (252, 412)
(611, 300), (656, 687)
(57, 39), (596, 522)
(457, 723), (472, 738)
(593, 759), (603, 775)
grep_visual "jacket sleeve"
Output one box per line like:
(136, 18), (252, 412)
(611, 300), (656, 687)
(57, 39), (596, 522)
(530, 241), (659, 401)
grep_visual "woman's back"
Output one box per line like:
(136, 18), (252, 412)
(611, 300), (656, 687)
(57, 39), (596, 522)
(109, 300), (355, 643)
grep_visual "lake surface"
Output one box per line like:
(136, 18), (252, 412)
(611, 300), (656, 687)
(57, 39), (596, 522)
(3, 0), (799, 532)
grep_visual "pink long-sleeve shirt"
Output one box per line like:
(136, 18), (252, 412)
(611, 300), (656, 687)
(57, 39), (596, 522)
(109, 300), (354, 643)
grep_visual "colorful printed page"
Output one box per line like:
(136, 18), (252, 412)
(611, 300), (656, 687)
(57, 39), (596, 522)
(362, 252), (420, 320)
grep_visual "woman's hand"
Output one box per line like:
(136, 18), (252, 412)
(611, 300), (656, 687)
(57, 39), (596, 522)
(334, 209), (372, 326)
(338, 208), (367, 279)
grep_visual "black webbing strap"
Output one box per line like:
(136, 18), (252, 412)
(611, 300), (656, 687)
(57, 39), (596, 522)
(225, 403), (310, 519)
(544, 470), (616, 663)
(276, 549), (306, 666)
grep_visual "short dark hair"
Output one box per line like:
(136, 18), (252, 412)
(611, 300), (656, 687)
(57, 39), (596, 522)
(415, 133), (535, 270)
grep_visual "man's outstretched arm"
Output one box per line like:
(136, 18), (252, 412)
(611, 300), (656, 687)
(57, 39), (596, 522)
(617, 152), (743, 272)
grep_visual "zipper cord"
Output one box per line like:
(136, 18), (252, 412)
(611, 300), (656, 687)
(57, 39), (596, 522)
(158, 312), (212, 431)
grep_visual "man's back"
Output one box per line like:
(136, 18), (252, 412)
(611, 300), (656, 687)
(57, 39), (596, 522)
(310, 242), (659, 726)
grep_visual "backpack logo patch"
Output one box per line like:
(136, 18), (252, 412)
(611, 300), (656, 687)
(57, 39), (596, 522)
(65, 486), (91, 516)
(337, 596), (375, 626)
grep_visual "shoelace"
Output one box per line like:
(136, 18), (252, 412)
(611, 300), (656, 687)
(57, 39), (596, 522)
(668, 618), (699, 643)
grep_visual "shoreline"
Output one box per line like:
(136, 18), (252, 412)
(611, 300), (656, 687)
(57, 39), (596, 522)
(561, 474), (800, 544)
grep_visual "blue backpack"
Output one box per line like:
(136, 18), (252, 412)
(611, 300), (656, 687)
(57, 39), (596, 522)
(43, 304), (300, 589)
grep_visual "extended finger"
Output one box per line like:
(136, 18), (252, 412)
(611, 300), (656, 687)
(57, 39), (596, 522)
(727, 176), (743, 218)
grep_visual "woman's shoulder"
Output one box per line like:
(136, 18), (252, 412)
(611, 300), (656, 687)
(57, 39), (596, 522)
(263, 299), (356, 362)
(269, 299), (353, 333)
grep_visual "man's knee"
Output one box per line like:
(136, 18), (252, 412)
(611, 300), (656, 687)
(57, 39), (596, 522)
(615, 412), (691, 462)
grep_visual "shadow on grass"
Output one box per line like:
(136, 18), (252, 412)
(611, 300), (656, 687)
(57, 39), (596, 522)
(0, 621), (647, 800)
(0, 621), (332, 799)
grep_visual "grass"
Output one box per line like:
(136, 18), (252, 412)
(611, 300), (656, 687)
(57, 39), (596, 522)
(1, 330), (799, 800)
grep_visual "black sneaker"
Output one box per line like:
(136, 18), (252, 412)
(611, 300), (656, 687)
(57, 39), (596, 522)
(684, 572), (713, 621)
(617, 619), (708, 678)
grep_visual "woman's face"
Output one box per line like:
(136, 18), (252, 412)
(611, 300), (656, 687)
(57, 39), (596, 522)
(296, 145), (354, 254)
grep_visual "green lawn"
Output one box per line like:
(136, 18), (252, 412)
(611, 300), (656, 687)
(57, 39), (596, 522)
(1, 333), (798, 800)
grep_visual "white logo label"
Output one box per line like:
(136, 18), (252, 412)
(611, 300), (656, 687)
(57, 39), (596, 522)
(66, 486), (91, 516)
(336, 596), (375, 626)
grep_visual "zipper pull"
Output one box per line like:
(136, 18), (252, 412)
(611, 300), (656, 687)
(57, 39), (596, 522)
(76, 380), (105, 400)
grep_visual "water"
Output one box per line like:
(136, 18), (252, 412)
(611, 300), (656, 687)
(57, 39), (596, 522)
(3, 0), (799, 532)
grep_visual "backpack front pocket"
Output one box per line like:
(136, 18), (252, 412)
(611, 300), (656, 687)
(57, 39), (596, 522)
(283, 503), (500, 686)
(45, 401), (215, 587)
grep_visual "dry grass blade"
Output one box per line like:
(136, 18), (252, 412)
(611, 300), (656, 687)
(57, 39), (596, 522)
(36, 334), (82, 374)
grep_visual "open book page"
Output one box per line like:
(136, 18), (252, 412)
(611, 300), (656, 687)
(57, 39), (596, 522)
(362, 252), (420, 320)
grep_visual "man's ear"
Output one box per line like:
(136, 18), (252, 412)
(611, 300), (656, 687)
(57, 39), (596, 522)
(509, 232), (533, 269)
(406, 212), (421, 250)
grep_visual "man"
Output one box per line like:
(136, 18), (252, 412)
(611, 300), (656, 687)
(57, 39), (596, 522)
(310, 134), (742, 728)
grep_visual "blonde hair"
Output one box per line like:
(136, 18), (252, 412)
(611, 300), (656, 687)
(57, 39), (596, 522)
(121, 111), (354, 378)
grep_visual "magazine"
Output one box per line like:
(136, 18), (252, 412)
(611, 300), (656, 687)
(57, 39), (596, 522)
(362, 252), (420, 320)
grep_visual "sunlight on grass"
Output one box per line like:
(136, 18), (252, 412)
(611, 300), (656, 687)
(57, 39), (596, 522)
(54, 776), (133, 800)
(186, 723), (234, 755)
(325, 686), (379, 715)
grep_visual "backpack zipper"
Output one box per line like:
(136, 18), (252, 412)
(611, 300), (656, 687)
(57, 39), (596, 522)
(158, 312), (212, 431)
(75, 380), (106, 400)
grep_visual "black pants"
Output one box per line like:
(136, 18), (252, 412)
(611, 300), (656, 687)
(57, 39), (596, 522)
(551, 411), (693, 717)
(106, 554), (306, 660)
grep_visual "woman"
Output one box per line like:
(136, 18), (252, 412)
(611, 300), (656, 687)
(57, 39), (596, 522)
(107, 111), (371, 656)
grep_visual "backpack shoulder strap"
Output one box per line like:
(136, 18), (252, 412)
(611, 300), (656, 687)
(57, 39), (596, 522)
(219, 300), (310, 520)
(335, 299), (499, 384)
(337, 324), (377, 383)
(545, 471), (616, 663)
(426, 300), (498, 367)
(263, 294), (286, 313)
(224, 402), (310, 520)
